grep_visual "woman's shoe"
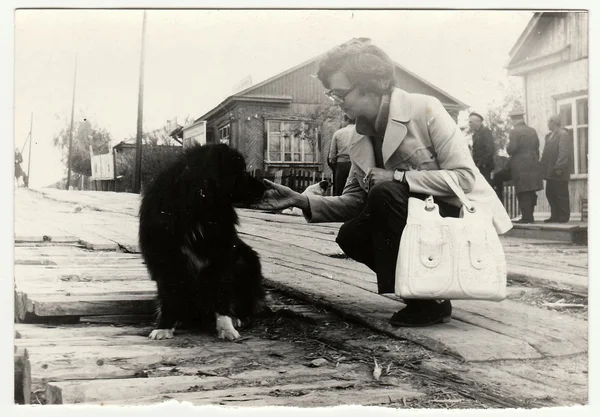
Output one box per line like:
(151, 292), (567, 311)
(389, 300), (452, 327)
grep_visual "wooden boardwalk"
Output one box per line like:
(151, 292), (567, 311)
(13, 188), (588, 407)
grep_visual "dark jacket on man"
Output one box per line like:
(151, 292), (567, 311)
(540, 128), (573, 181)
(507, 121), (544, 194)
(471, 126), (495, 181)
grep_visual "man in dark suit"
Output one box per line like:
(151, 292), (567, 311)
(468, 112), (495, 183)
(507, 109), (544, 223)
(540, 115), (573, 223)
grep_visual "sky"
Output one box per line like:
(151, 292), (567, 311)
(13, 9), (534, 188)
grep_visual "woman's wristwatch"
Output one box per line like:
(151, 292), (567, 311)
(393, 170), (406, 183)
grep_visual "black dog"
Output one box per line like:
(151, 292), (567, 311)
(138, 144), (268, 341)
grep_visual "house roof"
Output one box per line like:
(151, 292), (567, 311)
(506, 12), (577, 76)
(196, 38), (467, 122)
(508, 12), (543, 61)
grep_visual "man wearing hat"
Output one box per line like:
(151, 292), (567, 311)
(506, 109), (544, 223)
(467, 112), (495, 183)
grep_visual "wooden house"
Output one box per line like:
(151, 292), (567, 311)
(507, 12), (588, 219)
(193, 38), (467, 176)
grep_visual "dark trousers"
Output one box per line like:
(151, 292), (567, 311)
(545, 179), (570, 221)
(335, 182), (461, 294)
(333, 161), (352, 196)
(517, 191), (537, 222)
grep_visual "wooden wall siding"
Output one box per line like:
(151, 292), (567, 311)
(533, 177), (587, 217)
(516, 12), (588, 64)
(525, 14), (567, 61)
(244, 61), (329, 105)
(567, 12), (589, 60)
(525, 59), (588, 153)
(235, 103), (296, 171)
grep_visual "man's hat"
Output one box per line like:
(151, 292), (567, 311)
(508, 107), (526, 117)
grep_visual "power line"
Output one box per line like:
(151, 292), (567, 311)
(66, 54), (78, 190)
(133, 11), (147, 194)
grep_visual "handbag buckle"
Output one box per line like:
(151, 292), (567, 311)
(425, 196), (436, 211)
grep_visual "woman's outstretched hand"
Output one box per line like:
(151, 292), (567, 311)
(251, 179), (308, 211)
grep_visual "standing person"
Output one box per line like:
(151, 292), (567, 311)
(506, 109), (544, 224)
(468, 112), (495, 183)
(253, 40), (511, 327)
(540, 115), (573, 223)
(328, 115), (359, 196)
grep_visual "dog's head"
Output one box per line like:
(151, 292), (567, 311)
(301, 180), (329, 196)
(185, 144), (265, 206)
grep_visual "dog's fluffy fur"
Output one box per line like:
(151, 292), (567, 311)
(281, 180), (329, 216)
(138, 144), (268, 341)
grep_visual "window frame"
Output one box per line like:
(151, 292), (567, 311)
(218, 123), (231, 146)
(556, 94), (588, 178)
(266, 119), (319, 164)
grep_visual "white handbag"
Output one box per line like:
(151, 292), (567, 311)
(395, 171), (507, 301)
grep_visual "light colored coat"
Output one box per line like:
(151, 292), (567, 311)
(305, 88), (513, 235)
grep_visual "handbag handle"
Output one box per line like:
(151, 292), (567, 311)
(440, 171), (476, 212)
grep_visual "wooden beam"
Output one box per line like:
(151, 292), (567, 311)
(45, 364), (363, 404)
(16, 293), (157, 321)
(14, 346), (31, 404)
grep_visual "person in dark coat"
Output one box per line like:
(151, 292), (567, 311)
(506, 109), (544, 224)
(468, 112), (495, 183)
(540, 115), (573, 223)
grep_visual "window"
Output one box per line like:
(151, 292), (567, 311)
(218, 123), (230, 146)
(557, 95), (588, 175)
(266, 120), (317, 163)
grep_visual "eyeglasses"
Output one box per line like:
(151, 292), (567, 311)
(324, 86), (356, 104)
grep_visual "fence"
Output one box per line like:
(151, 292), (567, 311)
(250, 168), (334, 196)
(502, 184), (520, 220)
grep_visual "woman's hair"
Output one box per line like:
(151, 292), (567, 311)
(317, 40), (396, 95)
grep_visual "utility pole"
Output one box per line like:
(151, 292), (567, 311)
(66, 54), (78, 190)
(133, 11), (147, 194)
(26, 112), (32, 188)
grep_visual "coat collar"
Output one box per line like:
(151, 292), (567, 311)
(350, 88), (411, 173)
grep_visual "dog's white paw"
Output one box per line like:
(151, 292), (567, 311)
(149, 328), (174, 340)
(216, 314), (240, 341)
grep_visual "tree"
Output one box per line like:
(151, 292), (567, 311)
(484, 79), (525, 151)
(291, 102), (344, 169)
(53, 119), (112, 177)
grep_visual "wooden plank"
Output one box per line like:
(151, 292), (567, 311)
(15, 323), (152, 340)
(14, 346), (31, 405)
(261, 262), (542, 362)
(16, 279), (156, 297)
(241, 216), (339, 237)
(240, 218), (338, 241)
(15, 256), (144, 266)
(238, 209), (343, 229)
(420, 355), (587, 407)
(14, 265), (150, 283)
(97, 380), (421, 406)
(17, 293), (157, 321)
(25, 339), (300, 383)
(45, 364), (364, 404)
(238, 227), (344, 257)
(452, 300), (587, 357)
(508, 264), (588, 295)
